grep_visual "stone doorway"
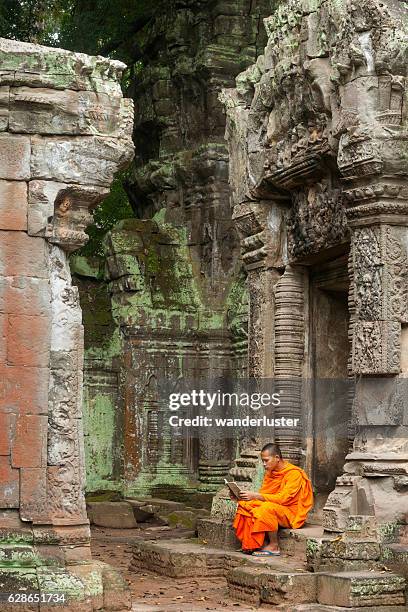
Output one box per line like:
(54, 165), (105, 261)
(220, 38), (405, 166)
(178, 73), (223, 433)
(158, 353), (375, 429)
(309, 254), (351, 497)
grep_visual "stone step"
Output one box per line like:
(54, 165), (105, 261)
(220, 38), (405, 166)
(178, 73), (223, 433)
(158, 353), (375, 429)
(279, 524), (323, 562)
(197, 517), (240, 549)
(317, 571), (406, 608)
(197, 516), (322, 560)
(130, 537), (307, 580)
(130, 607), (408, 612)
(227, 564), (317, 607)
(283, 606), (408, 611)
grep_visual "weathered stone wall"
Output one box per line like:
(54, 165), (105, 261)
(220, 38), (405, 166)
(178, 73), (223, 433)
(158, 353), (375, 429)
(221, 0), (408, 564)
(73, 0), (278, 497)
(0, 38), (133, 606)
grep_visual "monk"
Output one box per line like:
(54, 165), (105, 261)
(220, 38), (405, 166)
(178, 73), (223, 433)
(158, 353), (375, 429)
(232, 442), (313, 556)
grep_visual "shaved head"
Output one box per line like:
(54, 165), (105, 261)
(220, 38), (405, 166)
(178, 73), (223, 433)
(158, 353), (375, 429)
(261, 443), (282, 458)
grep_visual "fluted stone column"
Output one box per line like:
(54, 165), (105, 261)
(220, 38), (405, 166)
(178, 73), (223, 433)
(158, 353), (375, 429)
(0, 38), (134, 608)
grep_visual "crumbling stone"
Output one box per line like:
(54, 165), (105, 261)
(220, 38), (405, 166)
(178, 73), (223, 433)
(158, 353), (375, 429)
(87, 501), (138, 529)
(317, 572), (406, 608)
(221, 0), (408, 579)
(73, 0), (276, 498)
(0, 36), (133, 608)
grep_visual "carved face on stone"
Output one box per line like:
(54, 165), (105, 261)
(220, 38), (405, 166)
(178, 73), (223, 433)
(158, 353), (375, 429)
(58, 196), (71, 215)
(46, 187), (107, 253)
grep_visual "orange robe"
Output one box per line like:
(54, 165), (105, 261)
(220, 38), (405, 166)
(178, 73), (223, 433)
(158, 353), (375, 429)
(233, 462), (313, 550)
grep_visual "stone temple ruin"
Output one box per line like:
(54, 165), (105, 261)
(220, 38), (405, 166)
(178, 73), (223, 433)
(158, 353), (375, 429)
(0, 38), (134, 608)
(1, 0), (408, 610)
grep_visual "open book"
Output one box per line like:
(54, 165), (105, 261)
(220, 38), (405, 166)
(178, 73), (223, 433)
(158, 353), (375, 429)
(224, 479), (243, 499)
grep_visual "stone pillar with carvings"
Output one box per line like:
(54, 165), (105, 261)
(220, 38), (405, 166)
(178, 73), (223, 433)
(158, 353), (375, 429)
(0, 38), (134, 607)
(321, 1), (408, 552)
(232, 201), (284, 380)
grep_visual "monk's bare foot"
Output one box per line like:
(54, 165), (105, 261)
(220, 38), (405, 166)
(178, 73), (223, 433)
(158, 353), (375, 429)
(252, 546), (280, 557)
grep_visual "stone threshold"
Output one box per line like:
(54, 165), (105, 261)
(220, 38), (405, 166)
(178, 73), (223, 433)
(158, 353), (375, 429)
(130, 537), (310, 578)
(129, 537), (406, 610)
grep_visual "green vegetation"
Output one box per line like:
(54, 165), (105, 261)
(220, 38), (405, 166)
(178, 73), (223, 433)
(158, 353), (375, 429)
(79, 173), (134, 257)
(0, 1), (168, 256)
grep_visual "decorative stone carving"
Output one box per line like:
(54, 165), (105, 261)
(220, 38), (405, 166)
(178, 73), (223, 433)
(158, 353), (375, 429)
(221, 0), (408, 572)
(72, 1), (279, 496)
(287, 181), (349, 261)
(28, 181), (109, 251)
(273, 266), (305, 464)
(352, 320), (401, 375)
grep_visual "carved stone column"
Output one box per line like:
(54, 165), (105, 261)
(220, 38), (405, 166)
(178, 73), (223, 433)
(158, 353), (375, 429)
(232, 200), (286, 379)
(0, 38), (134, 607)
(274, 265), (305, 464)
(322, 1), (408, 543)
(323, 187), (408, 534)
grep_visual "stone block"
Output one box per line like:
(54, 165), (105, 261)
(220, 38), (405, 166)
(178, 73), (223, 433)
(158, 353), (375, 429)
(0, 86), (9, 131)
(126, 496), (184, 514)
(12, 415), (48, 468)
(0, 37), (125, 95)
(61, 545), (92, 564)
(7, 315), (50, 367)
(0, 456), (19, 507)
(20, 468), (49, 523)
(0, 277), (51, 317)
(279, 525), (323, 562)
(9, 87), (124, 137)
(197, 517), (240, 549)
(100, 562), (132, 611)
(0, 364), (48, 415)
(0, 412), (16, 455)
(27, 180), (108, 244)
(227, 566), (261, 605)
(131, 539), (226, 579)
(36, 566), (90, 609)
(0, 134), (30, 180)
(0, 544), (39, 567)
(126, 500), (156, 522)
(31, 136), (132, 187)
(0, 232), (48, 278)
(0, 181), (27, 230)
(27, 180), (58, 236)
(64, 562), (104, 609)
(317, 571), (406, 607)
(32, 524), (90, 546)
(87, 501), (137, 528)
(0, 510), (33, 545)
(33, 543), (66, 567)
(0, 312), (6, 363)
(46, 465), (88, 526)
(0, 567), (39, 611)
(165, 510), (197, 530)
(320, 538), (381, 561)
(382, 544), (408, 579)
(259, 571), (318, 605)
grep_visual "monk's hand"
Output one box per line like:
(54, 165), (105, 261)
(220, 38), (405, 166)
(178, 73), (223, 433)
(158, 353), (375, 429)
(239, 491), (261, 501)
